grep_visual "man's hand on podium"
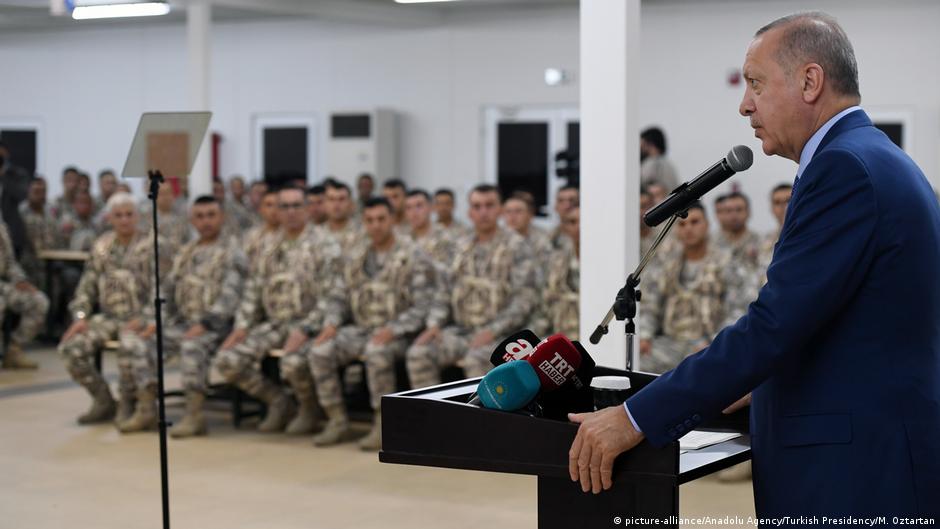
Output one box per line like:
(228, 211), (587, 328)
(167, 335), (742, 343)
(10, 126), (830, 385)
(568, 405), (644, 494)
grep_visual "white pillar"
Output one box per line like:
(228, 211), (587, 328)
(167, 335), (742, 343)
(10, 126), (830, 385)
(187, 0), (212, 201)
(579, 0), (640, 369)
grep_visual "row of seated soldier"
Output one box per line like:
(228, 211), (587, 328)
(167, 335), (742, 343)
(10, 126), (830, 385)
(1, 163), (791, 454)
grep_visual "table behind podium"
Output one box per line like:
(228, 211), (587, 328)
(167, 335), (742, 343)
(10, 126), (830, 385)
(379, 366), (750, 529)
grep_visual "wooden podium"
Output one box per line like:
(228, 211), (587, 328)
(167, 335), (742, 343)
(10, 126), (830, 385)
(379, 366), (751, 529)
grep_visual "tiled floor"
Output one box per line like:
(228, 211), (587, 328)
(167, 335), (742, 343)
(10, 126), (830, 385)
(0, 347), (756, 529)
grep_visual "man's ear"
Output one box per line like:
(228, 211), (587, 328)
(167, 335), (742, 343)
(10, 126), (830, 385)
(801, 63), (825, 104)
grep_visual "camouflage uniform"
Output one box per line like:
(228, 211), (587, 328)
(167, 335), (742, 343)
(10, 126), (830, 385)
(241, 225), (280, 273)
(544, 242), (580, 339)
(406, 228), (536, 387)
(409, 223), (457, 272)
(119, 236), (246, 395)
(637, 246), (758, 374)
(63, 215), (100, 252)
(18, 202), (57, 289)
(226, 200), (255, 233)
(308, 237), (435, 410)
(713, 229), (762, 270)
(757, 229), (780, 285)
(214, 224), (345, 413)
(319, 221), (363, 254)
(437, 219), (470, 240)
(59, 231), (158, 406)
(140, 208), (190, 257)
(0, 222), (49, 349)
(519, 225), (556, 336)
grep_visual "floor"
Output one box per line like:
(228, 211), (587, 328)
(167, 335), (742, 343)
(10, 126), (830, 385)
(0, 347), (756, 529)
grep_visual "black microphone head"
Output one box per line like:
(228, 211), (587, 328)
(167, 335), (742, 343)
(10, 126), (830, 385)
(727, 145), (753, 172)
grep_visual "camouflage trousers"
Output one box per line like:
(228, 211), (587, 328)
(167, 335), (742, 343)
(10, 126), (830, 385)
(0, 281), (49, 346)
(298, 326), (408, 410)
(641, 335), (707, 374)
(58, 314), (124, 396)
(405, 326), (496, 389)
(118, 323), (222, 395)
(212, 322), (287, 402)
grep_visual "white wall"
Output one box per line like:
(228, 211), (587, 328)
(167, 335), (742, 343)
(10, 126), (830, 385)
(0, 0), (937, 233)
(638, 0), (940, 233)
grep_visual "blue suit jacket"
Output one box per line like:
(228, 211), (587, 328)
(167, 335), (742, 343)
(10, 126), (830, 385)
(628, 110), (940, 520)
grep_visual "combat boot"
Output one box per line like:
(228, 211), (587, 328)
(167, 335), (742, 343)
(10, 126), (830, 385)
(170, 391), (207, 438)
(358, 412), (382, 452)
(115, 395), (136, 424)
(257, 392), (295, 433)
(312, 405), (353, 447)
(285, 396), (322, 435)
(2, 344), (38, 369)
(118, 387), (157, 433)
(77, 380), (116, 424)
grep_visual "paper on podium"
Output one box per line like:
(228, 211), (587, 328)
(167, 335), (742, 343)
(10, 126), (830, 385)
(679, 430), (742, 451)
(121, 112), (211, 180)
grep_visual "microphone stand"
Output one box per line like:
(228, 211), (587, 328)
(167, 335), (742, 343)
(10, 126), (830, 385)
(588, 210), (687, 371)
(147, 169), (171, 529)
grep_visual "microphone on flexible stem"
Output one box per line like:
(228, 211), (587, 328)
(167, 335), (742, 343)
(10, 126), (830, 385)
(644, 145), (753, 227)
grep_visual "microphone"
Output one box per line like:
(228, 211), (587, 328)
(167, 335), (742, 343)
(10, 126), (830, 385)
(474, 361), (542, 411)
(474, 334), (583, 412)
(489, 329), (542, 367)
(525, 334), (582, 391)
(644, 145), (753, 227)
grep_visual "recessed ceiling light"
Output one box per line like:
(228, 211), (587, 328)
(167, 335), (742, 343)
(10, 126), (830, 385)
(71, 2), (171, 20)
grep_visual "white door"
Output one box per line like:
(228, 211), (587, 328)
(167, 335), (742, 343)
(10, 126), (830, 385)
(483, 105), (579, 228)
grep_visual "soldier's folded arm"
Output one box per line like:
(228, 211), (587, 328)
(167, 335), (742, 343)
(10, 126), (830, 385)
(201, 251), (247, 333)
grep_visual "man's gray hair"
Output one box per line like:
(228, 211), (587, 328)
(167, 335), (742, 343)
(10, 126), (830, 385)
(756, 12), (860, 99)
(106, 191), (137, 213)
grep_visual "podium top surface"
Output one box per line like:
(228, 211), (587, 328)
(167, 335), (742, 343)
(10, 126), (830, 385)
(379, 369), (750, 484)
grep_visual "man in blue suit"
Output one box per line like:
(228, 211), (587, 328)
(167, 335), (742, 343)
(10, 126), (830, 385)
(568, 12), (940, 521)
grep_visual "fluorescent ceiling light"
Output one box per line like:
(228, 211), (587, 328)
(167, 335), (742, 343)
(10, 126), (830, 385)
(395, 0), (460, 4)
(72, 2), (170, 20)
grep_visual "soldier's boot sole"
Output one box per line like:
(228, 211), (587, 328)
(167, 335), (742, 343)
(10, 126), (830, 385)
(257, 394), (296, 433)
(117, 387), (158, 433)
(115, 398), (136, 424)
(312, 421), (355, 447)
(169, 414), (207, 438)
(2, 345), (38, 370)
(358, 427), (382, 452)
(77, 384), (116, 425)
(285, 404), (321, 435)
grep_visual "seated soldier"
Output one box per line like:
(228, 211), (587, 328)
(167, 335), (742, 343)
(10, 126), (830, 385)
(637, 202), (757, 374)
(321, 181), (362, 252)
(502, 190), (554, 336)
(0, 219), (49, 370)
(382, 179), (410, 237)
(405, 188), (456, 268)
(241, 186), (281, 272)
(549, 185), (579, 249)
(140, 183), (190, 256)
(308, 198), (435, 450)
(18, 177), (56, 291)
(406, 184), (535, 387)
(116, 196), (247, 436)
(58, 192), (160, 423)
(544, 206), (581, 339)
(713, 191), (762, 269)
(305, 184), (328, 227)
(213, 186), (344, 433)
(758, 183), (793, 277)
(432, 188), (469, 237)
